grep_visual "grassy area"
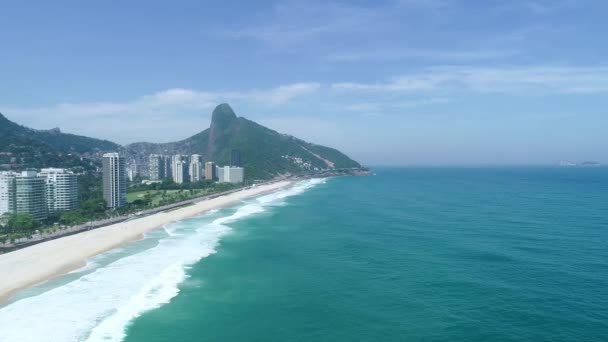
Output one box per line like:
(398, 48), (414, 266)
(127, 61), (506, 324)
(127, 189), (210, 206)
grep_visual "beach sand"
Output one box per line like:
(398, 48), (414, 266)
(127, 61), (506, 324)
(0, 181), (291, 303)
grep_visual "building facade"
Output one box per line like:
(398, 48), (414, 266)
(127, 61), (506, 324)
(205, 161), (217, 181)
(127, 162), (139, 182)
(216, 166), (244, 184)
(231, 149), (242, 167)
(102, 153), (127, 208)
(15, 170), (48, 221)
(189, 154), (203, 182)
(172, 155), (189, 184)
(149, 154), (165, 181)
(0, 172), (16, 217)
(40, 168), (78, 214)
(163, 155), (172, 180)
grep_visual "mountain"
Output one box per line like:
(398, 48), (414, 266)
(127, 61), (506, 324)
(0, 112), (120, 170)
(126, 104), (361, 180)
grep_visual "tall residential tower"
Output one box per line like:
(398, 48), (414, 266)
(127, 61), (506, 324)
(149, 154), (165, 180)
(0, 172), (16, 217)
(205, 161), (217, 181)
(102, 153), (127, 208)
(172, 155), (189, 184)
(190, 154), (203, 182)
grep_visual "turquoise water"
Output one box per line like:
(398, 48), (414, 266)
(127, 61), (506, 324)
(125, 168), (608, 341)
(1, 168), (607, 341)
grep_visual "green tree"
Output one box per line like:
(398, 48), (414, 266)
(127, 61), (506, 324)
(60, 211), (86, 225)
(7, 213), (38, 232)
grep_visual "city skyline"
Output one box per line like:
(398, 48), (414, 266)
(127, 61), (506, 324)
(1, 1), (607, 165)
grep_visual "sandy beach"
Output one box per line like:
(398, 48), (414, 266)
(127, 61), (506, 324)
(0, 180), (291, 303)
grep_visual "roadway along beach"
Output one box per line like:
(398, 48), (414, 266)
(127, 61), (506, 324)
(0, 180), (291, 303)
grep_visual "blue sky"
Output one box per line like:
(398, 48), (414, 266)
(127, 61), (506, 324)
(1, 0), (607, 165)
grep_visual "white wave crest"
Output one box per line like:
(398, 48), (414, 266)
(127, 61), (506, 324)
(0, 179), (324, 342)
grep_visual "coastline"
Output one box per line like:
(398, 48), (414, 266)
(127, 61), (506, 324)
(0, 180), (292, 304)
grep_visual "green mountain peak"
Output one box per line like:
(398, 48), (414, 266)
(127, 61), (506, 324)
(126, 104), (361, 180)
(210, 103), (237, 129)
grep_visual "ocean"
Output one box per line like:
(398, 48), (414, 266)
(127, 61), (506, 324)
(1, 167), (607, 341)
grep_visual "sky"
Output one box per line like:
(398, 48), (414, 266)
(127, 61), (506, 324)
(1, 0), (607, 166)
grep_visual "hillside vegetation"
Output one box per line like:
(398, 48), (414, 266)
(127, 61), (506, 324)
(126, 104), (361, 180)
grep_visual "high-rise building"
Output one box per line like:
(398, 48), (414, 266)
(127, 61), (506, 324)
(205, 161), (217, 181)
(189, 154), (203, 182)
(216, 166), (244, 184)
(231, 149), (242, 167)
(0, 172), (16, 217)
(216, 166), (224, 183)
(163, 155), (172, 180)
(102, 153), (127, 208)
(127, 162), (139, 182)
(39, 168), (78, 214)
(149, 154), (165, 180)
(172, 155), (189, 184)
(15, 170), (48, 221)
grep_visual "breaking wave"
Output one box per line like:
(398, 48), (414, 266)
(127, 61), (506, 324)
(0, 179), (324, 342)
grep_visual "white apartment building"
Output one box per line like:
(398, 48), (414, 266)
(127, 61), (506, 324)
(39, 168), (78, 214)
(127, 162), (139, 182)
(189, 154), (203, 182)
(172, 155), (188, 184)
(0, 171), (17, 217)
(216, 166), (244, 184)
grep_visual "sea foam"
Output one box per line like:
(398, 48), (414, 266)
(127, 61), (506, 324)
(0, 179), (324, 342)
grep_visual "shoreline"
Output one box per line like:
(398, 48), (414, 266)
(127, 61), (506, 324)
(0, 180), (292, 304)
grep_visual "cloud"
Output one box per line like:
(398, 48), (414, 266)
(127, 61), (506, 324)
(326, 49), (519, 63)
(394, 0), (448, 9)
(343, 98), (451, 113)
(496, 0), (576, 15)
(245, 83), (321, 105)
(332, 65), (608, 94)
(223, 1), (390, 47)
(3, 83), (321, 144)
(225, 0), (455, 48)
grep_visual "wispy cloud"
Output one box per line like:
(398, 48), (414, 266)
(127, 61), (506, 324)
(246, 83), (321, 105)
(223, 1), (390, 47)
(394, 0), (449, 9)
(495, 0), (576, 15)
(326, 49), (519, 63)
(332, 66), (608, 94)
(341, 98), (451, 116)
(3, 83), (321, 143)
(225, 0), (458, 48)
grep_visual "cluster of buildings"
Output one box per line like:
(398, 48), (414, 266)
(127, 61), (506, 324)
(0, 168), (79, 221)
(101, 150), (245, 210)
(0, 150), (248, 220)
(148, 150), (244, 185)
(282, 155), (321, 171)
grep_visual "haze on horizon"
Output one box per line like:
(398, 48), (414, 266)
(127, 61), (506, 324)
(1, 1), (607, 166)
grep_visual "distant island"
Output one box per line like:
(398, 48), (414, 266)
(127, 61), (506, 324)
(557, 160), (601, 167)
